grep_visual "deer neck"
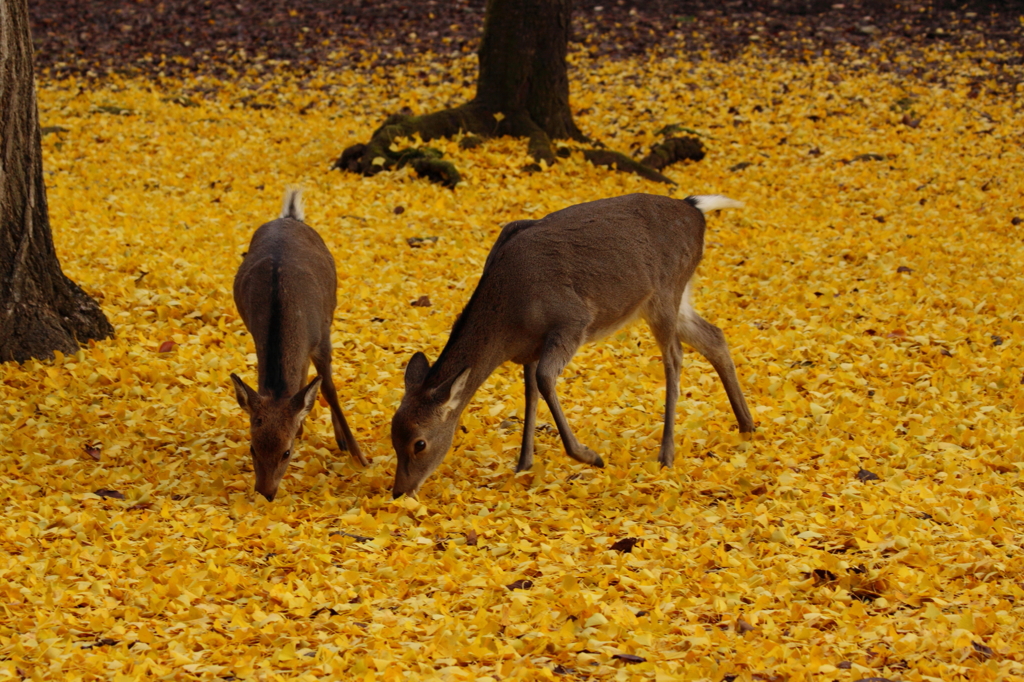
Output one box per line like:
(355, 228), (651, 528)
(427, 317), (507, 414)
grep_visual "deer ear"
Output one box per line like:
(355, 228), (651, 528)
(231, 374), (259, 414)
(404, 352), (431, 392)
(292, 376), (323, 421)
(435, 367), (471, 415)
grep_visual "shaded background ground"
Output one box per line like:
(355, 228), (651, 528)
(31, 0), (1024, 84)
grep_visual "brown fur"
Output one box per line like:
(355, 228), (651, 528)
(231, 193), (366, 501)
(391, 193), (754, 498)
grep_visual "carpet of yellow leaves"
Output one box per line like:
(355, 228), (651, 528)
(2, 42), (1023, 681)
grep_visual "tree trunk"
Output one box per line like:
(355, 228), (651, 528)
(0, 0), (113, 363)
(475, 0), (585, 142)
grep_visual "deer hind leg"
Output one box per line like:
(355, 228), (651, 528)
(313, 341), (369, 466)
(677, 283), (755, 433)
(535, 327), (604, 468)
(516, 361), (540, 472)
(646, 305), (683, 468)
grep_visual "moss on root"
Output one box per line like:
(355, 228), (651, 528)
(333, 103), (506, 187)
(410, 158), (461, 188)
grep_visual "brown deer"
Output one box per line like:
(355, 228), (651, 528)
(391, 193), (754, 498)
(230, 189), (367, 502)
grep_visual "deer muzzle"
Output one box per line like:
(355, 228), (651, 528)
(255, 478), (279, 502)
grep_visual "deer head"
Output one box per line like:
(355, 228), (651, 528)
(390, 352), (470, 498)
(231, 373), (321, 501)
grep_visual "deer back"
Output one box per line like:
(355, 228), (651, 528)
(454, 194), (707, 363)
(233, 217), (337, 398)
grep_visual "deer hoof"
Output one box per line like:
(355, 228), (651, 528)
(346, 445), (369, 467)
(568, 445), (603, 467)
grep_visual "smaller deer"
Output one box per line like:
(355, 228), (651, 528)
(231, 189), (367, 502)
(391, 193), (754, 498)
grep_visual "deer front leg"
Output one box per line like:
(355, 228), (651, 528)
(516, 361), (540, 472)
(313, 344), (369, 467)
(535, 330), (604, 468)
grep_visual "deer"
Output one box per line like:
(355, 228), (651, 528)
(390, 193), (754, 498)
(230, 189), (367, 502)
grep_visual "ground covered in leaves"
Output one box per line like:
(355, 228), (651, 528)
(4, 12), (1024, 682)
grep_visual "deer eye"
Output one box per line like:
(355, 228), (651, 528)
(414, 440), (426, 454)
(282, 450), (291, 462)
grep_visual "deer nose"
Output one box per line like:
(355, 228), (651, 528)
(392, 489), (403, 500)
(259, 489), (276, 502)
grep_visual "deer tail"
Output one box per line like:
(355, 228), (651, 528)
(684, 194), (744, 213)
(280, 188), (305, 222)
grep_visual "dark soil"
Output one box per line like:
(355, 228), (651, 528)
(30, 0), (1024, 81)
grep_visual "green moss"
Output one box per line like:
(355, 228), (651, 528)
(411, 158), (461, 188)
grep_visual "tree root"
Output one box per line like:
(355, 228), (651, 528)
(334, 103), (705, 188)
(526, 129), (556, 167)
(332, 103), (508, 180)
(640, 136), (705, 171)
(582, 150), (676, 184)
(0, 284), (113, 363)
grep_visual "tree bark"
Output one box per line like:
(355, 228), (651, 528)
(474, 0), (584, 143)
(0, 0), (113, 363)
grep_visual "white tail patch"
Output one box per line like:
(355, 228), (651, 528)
(686, 194), (744, 214)
(677, 280), (699, 336)
(280, 188), (305, 222)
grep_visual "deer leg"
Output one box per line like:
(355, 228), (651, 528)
(313, 343), (369, 466)
(535, 330), (604, 468)
(678, 306), (755, 434)
(516, 361), (540, 472)
(649, 313), (683, 467)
